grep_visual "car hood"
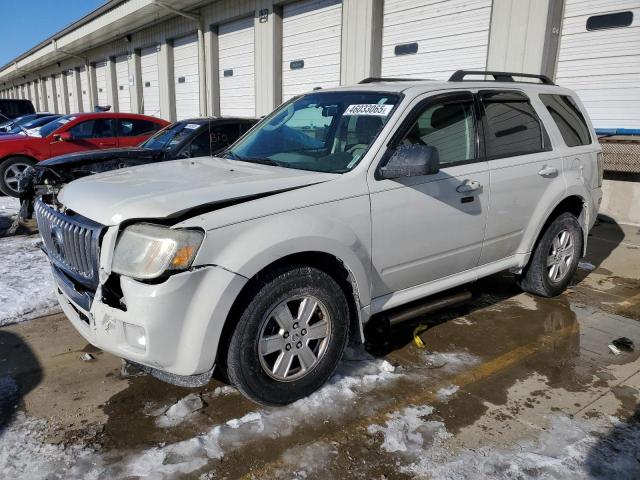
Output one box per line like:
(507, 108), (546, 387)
(59, 156), (338, 226)
(40, 147), (159, 169)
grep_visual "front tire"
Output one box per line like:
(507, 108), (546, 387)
(226, 265), (350, 406)
(518, 212), (583, 297)
(0, 157), (35, 197)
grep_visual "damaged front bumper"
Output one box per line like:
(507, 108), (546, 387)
(53, 263), (247, 379)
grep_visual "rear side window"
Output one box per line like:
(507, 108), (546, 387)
(480, 91), (548, 159)
(539, 94), (591, 147)
(118, 119), (159, 136)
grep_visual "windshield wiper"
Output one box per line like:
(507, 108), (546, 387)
(240, 157), (284, 167)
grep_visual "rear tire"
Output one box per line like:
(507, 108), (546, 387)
(518, 212), (583, 297)
(0, 156), (35, 197)
(226, 265), (350, 406)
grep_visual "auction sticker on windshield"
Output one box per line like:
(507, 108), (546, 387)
(344, 104), (393, 116)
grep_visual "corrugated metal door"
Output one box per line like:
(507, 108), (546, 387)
(556, 0), (640, 129)
(141, 45), (161, 118)
(115, 55), (131, 113)
(30, 82), (39, 111)
(95, 60), (109, 107)
(46, 76), (57, 113)
(282, 0), (342, 102)
(66, 70), (80, 113)
(79, 66), (90, 112)
(381, 0), (492, 79)
(173, 33), (200, 120)
(219, 17), (255, 117)
(55, 74), (68, 114)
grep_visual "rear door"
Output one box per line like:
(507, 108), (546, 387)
(478, 90), (564, 265)
(369, 91), (490, 301)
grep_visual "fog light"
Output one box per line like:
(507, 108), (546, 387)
(123, 323), (147, 351)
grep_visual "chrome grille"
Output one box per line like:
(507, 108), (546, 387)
(35, 199), (103, 288)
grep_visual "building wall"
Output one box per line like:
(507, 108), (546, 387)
(0, 0), (634, 130)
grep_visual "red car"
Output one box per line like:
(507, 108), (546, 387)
(0, 112), (169, 196)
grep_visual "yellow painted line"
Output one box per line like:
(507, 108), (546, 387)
(239, 322), (580, 479)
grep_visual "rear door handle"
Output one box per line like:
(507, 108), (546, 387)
(456, 180), (482, 194)
(538, 166), (558, 177)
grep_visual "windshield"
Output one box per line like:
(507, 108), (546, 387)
(225, 91), (400, 173)
(140, 122), (201, 150)
(38, 115), (76, 137)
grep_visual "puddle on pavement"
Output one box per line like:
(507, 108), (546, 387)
(91, 267), (640, 478)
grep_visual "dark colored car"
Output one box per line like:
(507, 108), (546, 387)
(18, 116), (258, 225)
(0, 114), (61, 136)
(0, 99), (35, 120)
(0, 112), (168, 196)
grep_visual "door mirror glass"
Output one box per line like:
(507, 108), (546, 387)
(55, 131), (73, 142)
(380, 144), (440, 179)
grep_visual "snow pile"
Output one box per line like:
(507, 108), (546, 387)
(0, 197), (20, 222)
(155, 393), (204, 428)
(126, 352), (401, 477)
(367, 407), (640, 480)
(436, 384), (459, 402)
(0, 236), (59, 326)
(578, 261), (597, 271)
(0, 412), (104, 480)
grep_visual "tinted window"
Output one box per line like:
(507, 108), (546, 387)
(70, 119), (115, 139)
(0, 100), (35, 118)
(118, 119), (158, 137)
(401, 98), (476, 166)
(539, 94), (591, 147)
(481, 91), (546, 158)
(210, 124), (241, 154)
(189, 131), (211, 157)
(587, 11), (633, 31)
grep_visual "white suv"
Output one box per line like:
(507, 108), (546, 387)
(36, 71), (603, 405)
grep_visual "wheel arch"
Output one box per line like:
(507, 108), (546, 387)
(522, 194), (588, 267)
(215, 250), (366, 369)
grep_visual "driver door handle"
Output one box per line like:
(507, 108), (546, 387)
(456, 180), (482, 194)
(538, 166), (558, 177)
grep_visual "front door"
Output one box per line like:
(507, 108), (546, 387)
(49, 118), (118, 156)
(369, 91), (489, 301)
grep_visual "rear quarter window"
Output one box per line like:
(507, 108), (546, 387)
(480, 91), (550, 159)
(539, 94), (591, 147)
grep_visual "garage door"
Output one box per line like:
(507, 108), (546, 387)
(30, 82), (39, 110)
(556, 1), (640, 129)
(55, 74), (68, 114)
(141, 45), (161, 118)
(95, 60), (109, 108)
(282, 0), (342, 102)
(66, 70), (80, 113)
(115, 55), (131, 113)
(173, 33), (200, 120)
(45, 76), (57, 113)
(381, 0), (492, 79)
(219, 17), (255, 117)
(79, 66), (90, 112)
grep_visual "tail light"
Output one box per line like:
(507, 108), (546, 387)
(596, 152), (604, 187)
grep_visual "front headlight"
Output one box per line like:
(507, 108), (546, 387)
(112, 223), (204, 280)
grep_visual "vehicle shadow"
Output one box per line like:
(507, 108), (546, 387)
(0, 330), (43, 434)
(584, 403), (640, 479)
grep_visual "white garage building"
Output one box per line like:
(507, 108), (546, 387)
(0, 0), (638, 130)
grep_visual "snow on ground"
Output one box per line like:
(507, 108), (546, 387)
(367, 406), (640, 480)
(0, 235), (59, 326)
(154, 393), (205, 428)
(0, 196), (20, 220)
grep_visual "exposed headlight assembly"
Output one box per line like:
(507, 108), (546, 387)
(112, 223), (204, 280)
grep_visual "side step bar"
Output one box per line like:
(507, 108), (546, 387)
(386, 290), (472, 326)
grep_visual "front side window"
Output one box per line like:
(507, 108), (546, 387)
(539, 94), (591, 147)
(480, 91), (547, 159)
(227, 91), (401, 173)
(70, 119), (115, 139)
(400, 98), (476, 166)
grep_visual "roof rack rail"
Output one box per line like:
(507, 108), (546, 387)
(359, 77), (425, 84)
(449, 70), (555, 85)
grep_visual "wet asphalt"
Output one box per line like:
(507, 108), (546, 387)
(1, 219), (640, 479)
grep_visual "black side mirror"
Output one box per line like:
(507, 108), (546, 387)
(379, 144), (440, 179)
